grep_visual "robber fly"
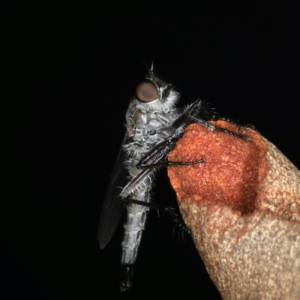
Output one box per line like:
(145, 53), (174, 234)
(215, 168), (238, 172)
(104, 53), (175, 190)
(98, 65), (245, 291)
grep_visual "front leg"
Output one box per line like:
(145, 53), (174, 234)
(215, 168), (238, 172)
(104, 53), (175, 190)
(137, 157), (205, 170)
(188, 114), (247, 141)
(120, 151), (203, 199)
(172, 99), (247, 140)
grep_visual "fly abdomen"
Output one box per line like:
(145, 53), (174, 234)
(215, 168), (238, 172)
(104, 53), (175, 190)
(121, 190), (150, 264)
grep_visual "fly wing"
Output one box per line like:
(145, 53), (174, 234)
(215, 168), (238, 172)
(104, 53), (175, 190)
(98, 134), (129, 249)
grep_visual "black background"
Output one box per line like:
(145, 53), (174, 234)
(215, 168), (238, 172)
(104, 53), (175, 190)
(3, 2), (299, 299)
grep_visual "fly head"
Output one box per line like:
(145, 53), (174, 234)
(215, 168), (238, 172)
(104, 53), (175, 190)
(134, 70), (180, 113)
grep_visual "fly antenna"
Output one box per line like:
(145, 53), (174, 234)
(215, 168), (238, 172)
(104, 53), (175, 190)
(150, 60), (154, 72)
(142, 60), (155, 79)
(150, 60), (155, 78)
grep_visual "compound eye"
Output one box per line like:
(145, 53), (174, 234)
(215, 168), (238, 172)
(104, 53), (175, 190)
(135, 80), (159, 102)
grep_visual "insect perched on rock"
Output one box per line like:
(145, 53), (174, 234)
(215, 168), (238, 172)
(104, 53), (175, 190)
(97, 65), (246, 291)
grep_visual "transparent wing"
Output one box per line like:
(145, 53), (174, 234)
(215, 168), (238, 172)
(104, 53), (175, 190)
(98, 134), (129, 249)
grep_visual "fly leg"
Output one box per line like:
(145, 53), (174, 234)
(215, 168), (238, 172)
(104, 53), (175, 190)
(120, 143), (205, 207)
(171, 98), (247, 141)
(137, 157), (205, 169)
(188, 114), (247, 140)
(121, 196), (192, 235)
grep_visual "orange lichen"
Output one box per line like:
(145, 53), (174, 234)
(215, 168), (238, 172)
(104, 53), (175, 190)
(168, 121), (268, 215)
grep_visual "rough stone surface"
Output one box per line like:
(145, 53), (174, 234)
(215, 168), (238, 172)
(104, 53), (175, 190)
(168, 121), (300, 300)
